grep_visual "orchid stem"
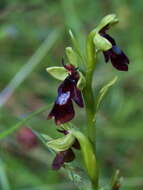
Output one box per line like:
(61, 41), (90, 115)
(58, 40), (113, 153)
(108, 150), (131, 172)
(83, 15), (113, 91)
(83, 31), (97, 144)
(83, 31), (98, 190)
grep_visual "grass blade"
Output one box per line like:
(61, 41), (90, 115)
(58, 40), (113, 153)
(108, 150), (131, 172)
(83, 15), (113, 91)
(0, 159), (10, 190)
(0, 104), (51, 140)
(0, 29), (60, 107)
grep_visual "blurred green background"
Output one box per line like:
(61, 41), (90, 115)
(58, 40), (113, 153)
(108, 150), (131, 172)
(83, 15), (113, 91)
(0, 0), (143, 190)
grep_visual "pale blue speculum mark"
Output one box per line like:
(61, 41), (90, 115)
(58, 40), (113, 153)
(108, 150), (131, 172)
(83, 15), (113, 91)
(56, 91), (70, 105)
(112, 46), (122, 54)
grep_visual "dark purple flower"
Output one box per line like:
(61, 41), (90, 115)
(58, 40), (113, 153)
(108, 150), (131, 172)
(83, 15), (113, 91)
(48, 61), (84, 125)
(99, 27), (129, 71)
(52, 148), (75, 170)
(52, 130), (80, 170)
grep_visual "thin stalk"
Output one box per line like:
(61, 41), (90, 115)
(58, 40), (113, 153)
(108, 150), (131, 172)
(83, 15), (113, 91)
(0, 29), (60, 108)
(0, 104), (51, 140)
(83, 31), (97, 144)
(83, 31), (99, 190)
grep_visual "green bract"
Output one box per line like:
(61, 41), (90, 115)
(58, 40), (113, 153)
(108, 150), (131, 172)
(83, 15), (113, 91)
(96, 14), (119, 32)
(47, 133), (75, 152)
(70, 129), (97, 183)
(66, 47), (78, 67)
(69, 30), (78, 51)
(46, 66), (68, 80)
(93, 32), (112, 51)
(95, 76), (118, 112)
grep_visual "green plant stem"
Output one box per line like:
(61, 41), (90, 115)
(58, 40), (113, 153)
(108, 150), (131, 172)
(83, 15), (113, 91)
(83, 31), (98, 190)
(83, 85), (95, 143)
(83, 31), (96, 144)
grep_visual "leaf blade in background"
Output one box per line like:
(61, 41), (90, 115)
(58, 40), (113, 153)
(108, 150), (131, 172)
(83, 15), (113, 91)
(0, 159), (10, 190)
(0, 104), (51, 140)
(0, 29), (61, 108)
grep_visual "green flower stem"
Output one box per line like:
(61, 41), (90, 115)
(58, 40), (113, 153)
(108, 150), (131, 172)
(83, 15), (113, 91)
(83, 31), (97, 144)
(83, 86), (95, 143)
(82, 30), (99, 190)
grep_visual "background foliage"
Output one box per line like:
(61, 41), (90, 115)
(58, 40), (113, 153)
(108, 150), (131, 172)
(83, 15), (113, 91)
(0, 0), (143, 189)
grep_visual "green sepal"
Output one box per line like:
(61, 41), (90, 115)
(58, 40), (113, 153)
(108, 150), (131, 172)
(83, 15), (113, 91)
(77, 71), (86, 90)
(46, 66), (68, 80)
(95, 76), (118, 112)
(96, 14), (119, 32)
(70, 129), (97, 183)
(93, 32), (112, 51)
(65, 47), (78, 67)
(46, 133), (75, 152)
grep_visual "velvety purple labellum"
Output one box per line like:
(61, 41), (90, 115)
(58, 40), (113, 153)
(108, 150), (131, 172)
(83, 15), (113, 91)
(110, 46), (129, 71)
(48, 99), (75, 125)
(48, 62), (84, 125)
(52, 148), (75, 170)
(100, 31), (130, 71)
(52, 152), (65, 170)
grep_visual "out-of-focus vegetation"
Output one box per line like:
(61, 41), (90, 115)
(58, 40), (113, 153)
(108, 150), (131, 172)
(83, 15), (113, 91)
(0, 0), (143, 190)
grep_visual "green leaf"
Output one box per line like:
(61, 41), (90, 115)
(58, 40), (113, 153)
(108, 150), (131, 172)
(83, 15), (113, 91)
(65, 46), (78, 67)
(70, 129), (97, 184)
(77, 71), (86, 90)
(95, 76), (118, 112)
(93, 32), (112, 51)
(0, 104), (51, 140)
(0, 29), (60, 108)
(47, 133), (75, 152)
(0, 160), (10, 190)
(46, 66), (68, 80)
(96, 14), (119, 32)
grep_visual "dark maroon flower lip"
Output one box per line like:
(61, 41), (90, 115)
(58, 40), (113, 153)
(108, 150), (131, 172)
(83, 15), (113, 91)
(48, 61), (84, 125)
(99, 31), (129, 71)
(52, 148), (75, 170)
